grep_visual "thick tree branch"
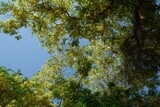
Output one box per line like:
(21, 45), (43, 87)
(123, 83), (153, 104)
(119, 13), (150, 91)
(133, 0), (143, 57)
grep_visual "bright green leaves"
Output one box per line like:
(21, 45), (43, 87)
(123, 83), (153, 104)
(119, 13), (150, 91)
(2, 19), (21, 34)
(0, 0), (126, 48)
(0, 67), (25, 106)
(0, 67), (54, 106)
(1, 0), (160, 106)
(0, 1), (12, 14)
(11, 6), (28, 24)
(0, 0), (72, 44)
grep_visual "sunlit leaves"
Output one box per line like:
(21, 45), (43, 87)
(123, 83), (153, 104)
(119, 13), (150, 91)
(0, 67), (55, 106)
(0, 1), (12, 14)
(1, 0), (160, 106)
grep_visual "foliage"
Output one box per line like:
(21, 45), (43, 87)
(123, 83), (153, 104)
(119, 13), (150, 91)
(0, 67), (54, 107)
(0, 0), (160, 106)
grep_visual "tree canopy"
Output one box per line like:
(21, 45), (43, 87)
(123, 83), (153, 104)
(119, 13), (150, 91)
(0, 0), (160, 106)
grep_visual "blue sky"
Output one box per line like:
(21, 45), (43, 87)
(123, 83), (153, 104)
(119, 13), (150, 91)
(0, 28), (50, 77)
(0, 0), (51, 77)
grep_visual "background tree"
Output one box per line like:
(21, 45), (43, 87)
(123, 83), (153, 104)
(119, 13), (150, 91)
(0, 0), (160, 106)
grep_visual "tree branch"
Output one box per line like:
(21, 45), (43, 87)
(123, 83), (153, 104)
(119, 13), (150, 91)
(133, 0), (143, 56)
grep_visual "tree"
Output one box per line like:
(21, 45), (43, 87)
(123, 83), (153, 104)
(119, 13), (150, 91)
(0, 67), (54, 107)
(0, 0), (160, 106)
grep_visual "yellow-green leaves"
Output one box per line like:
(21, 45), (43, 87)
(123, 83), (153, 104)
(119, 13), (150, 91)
(0, 67), (55, 106)
(1, 0), (160, 106)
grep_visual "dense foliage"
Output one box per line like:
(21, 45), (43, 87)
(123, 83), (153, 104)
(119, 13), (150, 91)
(0, 0), (160, 106)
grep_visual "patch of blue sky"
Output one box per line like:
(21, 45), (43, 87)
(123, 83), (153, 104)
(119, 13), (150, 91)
(0, 27), (50, 77)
